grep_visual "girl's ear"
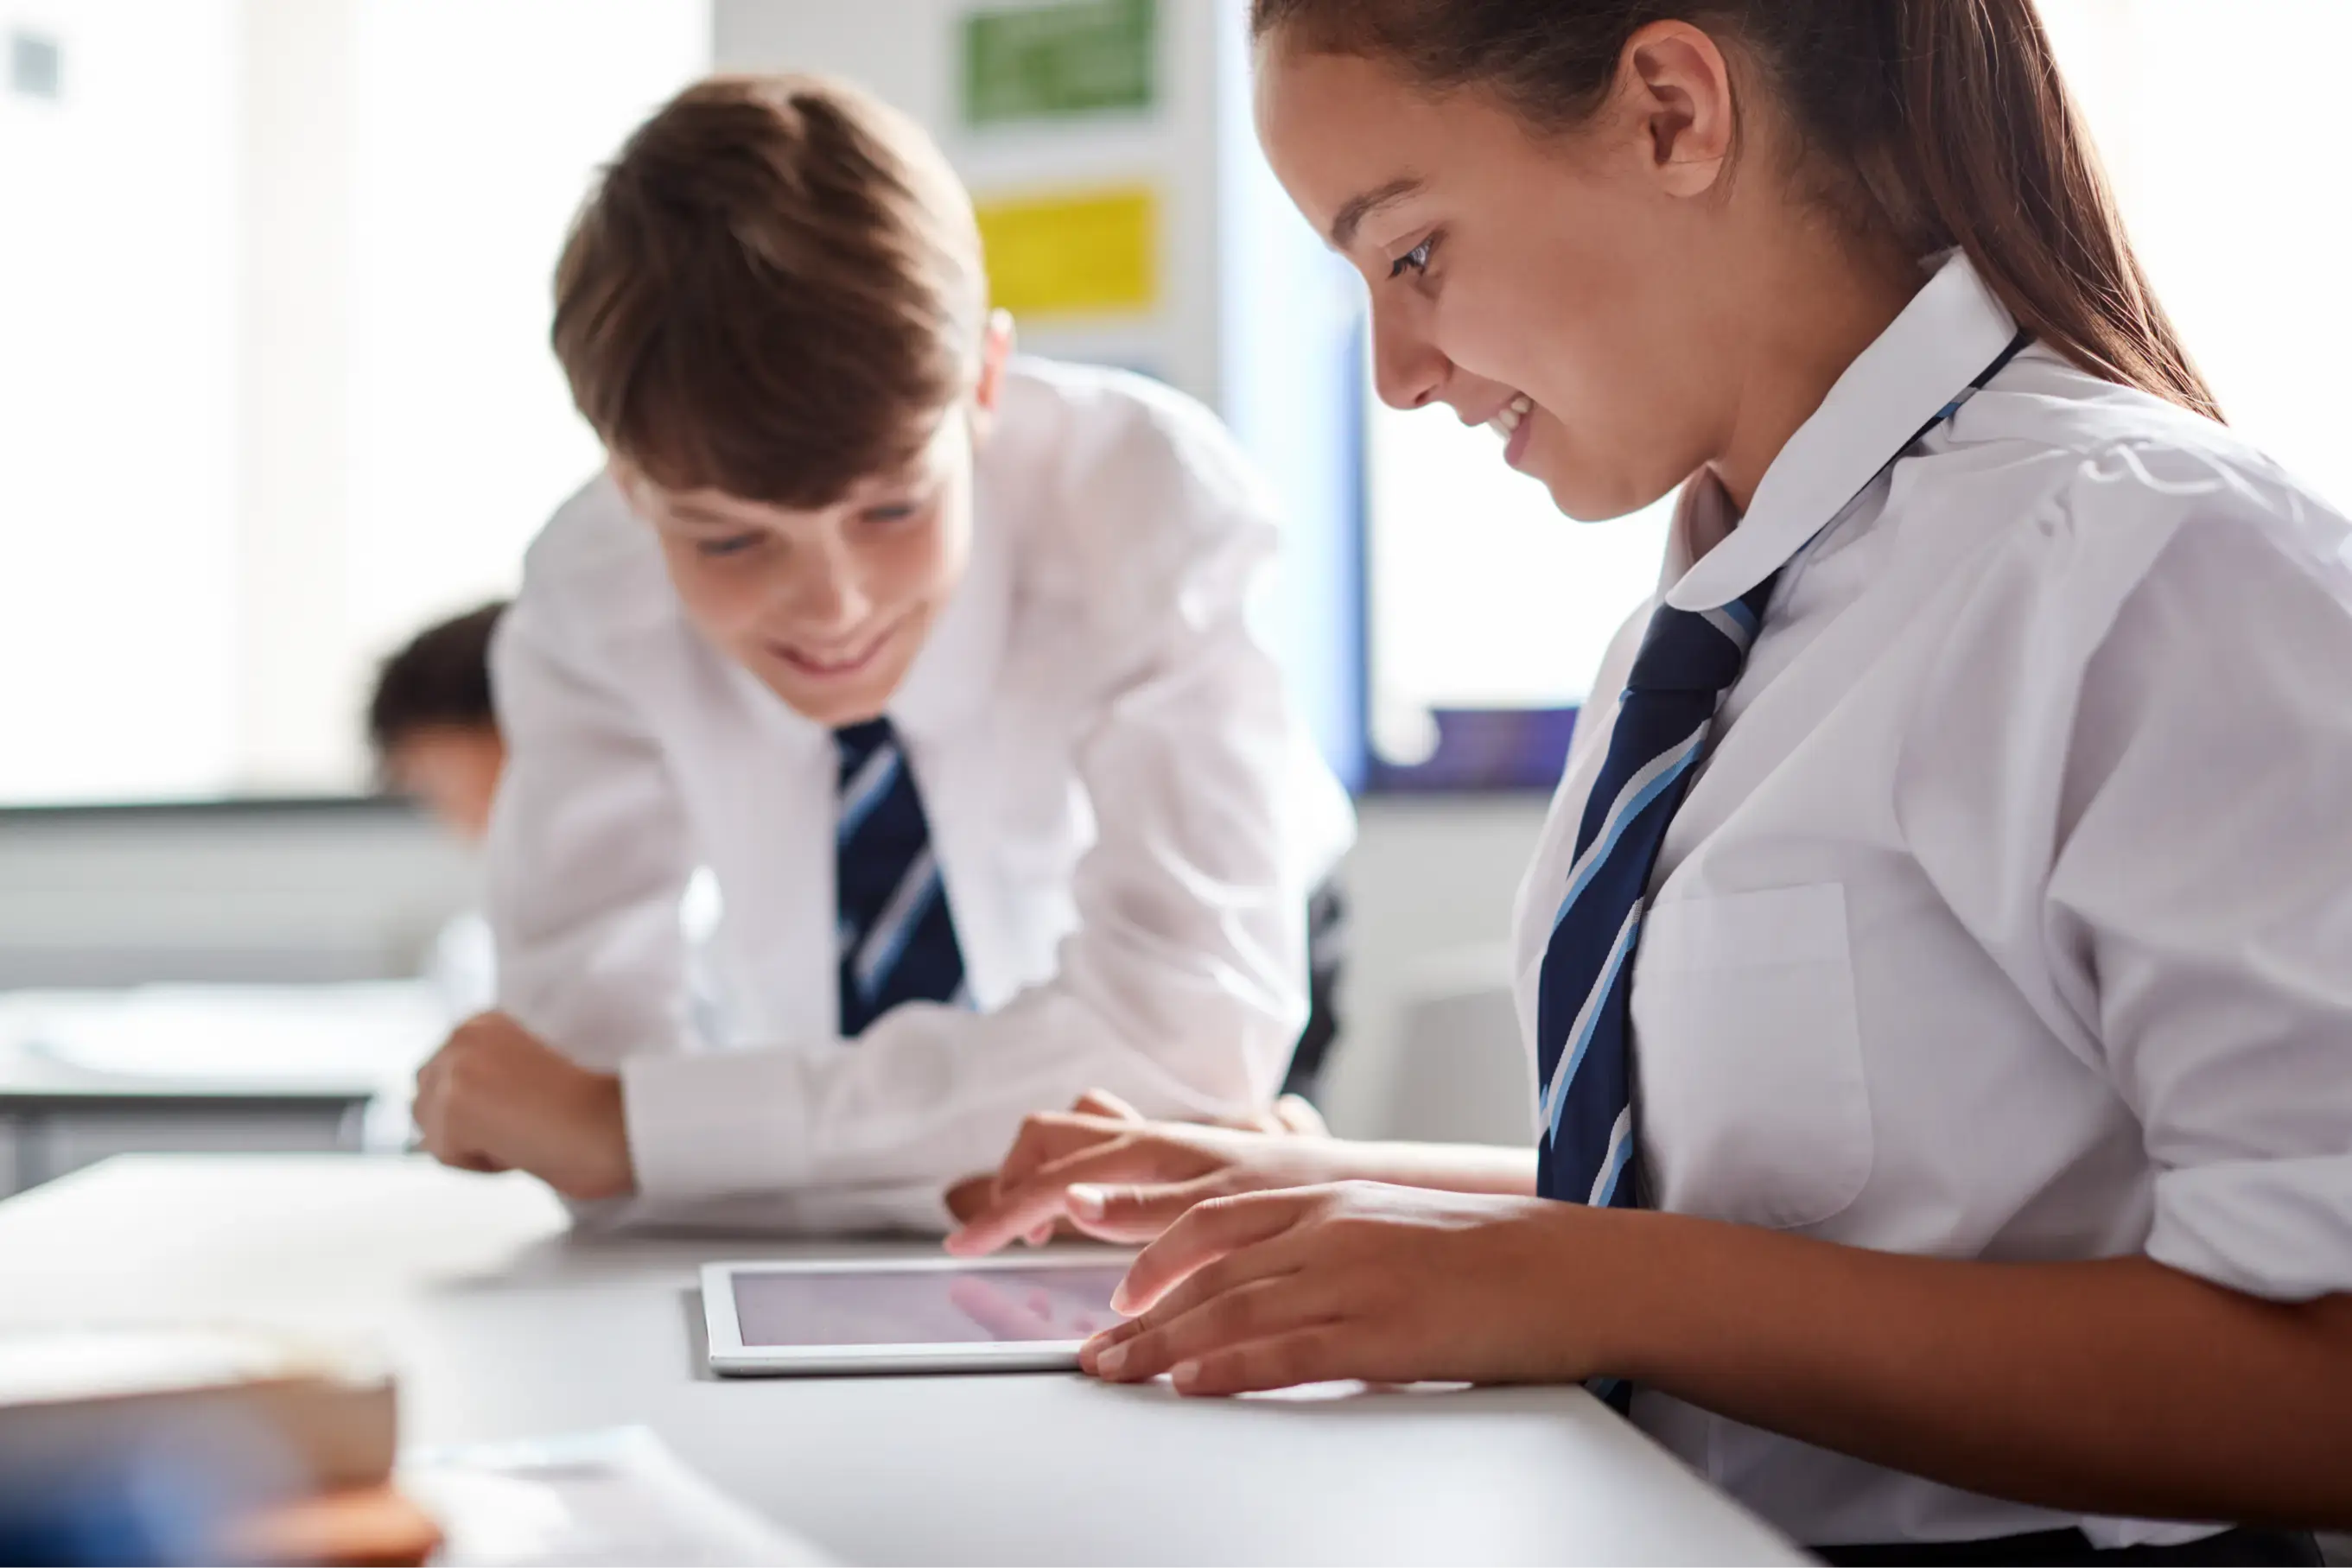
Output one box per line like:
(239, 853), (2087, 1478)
(1619, 20), (1738, 200)
(969, 308), (1017, 444)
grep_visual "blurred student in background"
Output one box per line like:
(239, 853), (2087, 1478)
(368, 602), (509, 1018)
(406, 75), (1352, 1233)
(367, 601), (508, 845)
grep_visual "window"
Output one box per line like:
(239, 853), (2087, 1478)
(1359, 0), (2352, 790)
(0, 0), (708, 804)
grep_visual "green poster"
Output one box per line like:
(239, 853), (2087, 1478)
(961, 0), (1157, 126)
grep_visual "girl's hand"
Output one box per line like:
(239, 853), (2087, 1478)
(943, 1092), (1363, 1257)
(1080, 1181), (1620, 1396)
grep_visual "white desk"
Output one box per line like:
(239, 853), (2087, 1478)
(0, 1041), (379, 1192)
(0, 1156), (1804, 1565)
(0, 984), (443, 1192)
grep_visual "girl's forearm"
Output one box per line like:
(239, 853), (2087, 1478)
(1341, 1140), (1538, 1195)
(1590, 1210), (2352, 1527)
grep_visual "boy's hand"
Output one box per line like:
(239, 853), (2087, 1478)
(412, 1012), (635, 1202)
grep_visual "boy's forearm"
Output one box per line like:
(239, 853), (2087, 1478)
(1592, 1210), (2352, 1527)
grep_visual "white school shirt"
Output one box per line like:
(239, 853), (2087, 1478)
(488, 359), (1354, 1235)
(1510, 251), (2352, 1548)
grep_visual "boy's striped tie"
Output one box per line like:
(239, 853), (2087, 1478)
(834, 718), (966, 1037)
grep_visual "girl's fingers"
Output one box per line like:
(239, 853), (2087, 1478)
(1061, 1173), (1224, 1244)
(1271, 1094), (1329, 1136)
(1089, 1272), (1336, 1384)
(947, 1137), (1176, 1256)
(993, 1111), (1133, 1190)
(1111, 1189), (1316, 1315)
(1070, 1089), (1144, 1122)
(1078, 1312), (1146, 1368)
(1171, 1324), (1353, 1397)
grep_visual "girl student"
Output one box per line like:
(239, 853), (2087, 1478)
(948, 0), (2352, 1559)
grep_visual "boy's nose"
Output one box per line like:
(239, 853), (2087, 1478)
(789, 568), (874, 638)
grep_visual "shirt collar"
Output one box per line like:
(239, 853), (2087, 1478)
(1663, 250), (2019, 612)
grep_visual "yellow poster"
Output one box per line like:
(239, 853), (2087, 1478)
(973, 185), (1159, 320)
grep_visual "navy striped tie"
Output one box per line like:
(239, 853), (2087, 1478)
(834, 719), (966, 1038)
(1537, 328), (2034, 1412)
(1535, 329), (2032, 1215)
(1534, 573), (1777, 1216)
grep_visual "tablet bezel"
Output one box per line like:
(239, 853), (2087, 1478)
(700, 1254), (1134, 1377)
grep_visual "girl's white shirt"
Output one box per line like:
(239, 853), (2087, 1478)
(1512, 252), (2352, 1548)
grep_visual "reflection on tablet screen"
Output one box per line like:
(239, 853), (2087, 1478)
(731, 1266), (1130, 1347)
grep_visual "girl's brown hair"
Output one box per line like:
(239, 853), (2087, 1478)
(1253, 0), (2222, 422)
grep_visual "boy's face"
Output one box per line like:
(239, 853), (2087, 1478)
(387, 725), (506, 844)
(620, 405), (977, 729)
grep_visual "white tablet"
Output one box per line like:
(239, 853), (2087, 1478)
(700, 1255), (1133, 1376)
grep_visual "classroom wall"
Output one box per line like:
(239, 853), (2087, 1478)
(0, 803), (476, 989)
(713, 0), (1226, 404)
(0, 797), (1543, 1137)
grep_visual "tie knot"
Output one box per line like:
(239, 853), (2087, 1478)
(834, 717), (895, 771)
(1625, 575), (1776, 696)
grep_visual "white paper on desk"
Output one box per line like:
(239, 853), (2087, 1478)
(401, 1425), (831, 1567)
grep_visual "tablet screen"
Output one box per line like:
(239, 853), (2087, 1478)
(729, 1265), (1129, 1347)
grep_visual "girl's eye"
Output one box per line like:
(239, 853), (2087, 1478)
(1389, 237), (1435, 280)
(695, 533), (763, 559)
(862, 502), (919, 525)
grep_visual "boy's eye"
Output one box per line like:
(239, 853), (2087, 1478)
(1388, 237), (1435, 280)
(694, 532), (764, 559)
(861, 501), (921, 525)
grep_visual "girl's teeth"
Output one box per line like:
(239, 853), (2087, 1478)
(1489, 394), (1533, 439)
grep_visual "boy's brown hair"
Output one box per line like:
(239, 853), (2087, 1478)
(552, 74), (987, 509)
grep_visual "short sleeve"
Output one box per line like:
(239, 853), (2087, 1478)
(2048, 493), (2352, 1299)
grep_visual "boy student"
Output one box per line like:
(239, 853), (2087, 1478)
(367, 601), (510, 1016)
(408, 74), (1354, 1231)
(367, 601), (508, 844)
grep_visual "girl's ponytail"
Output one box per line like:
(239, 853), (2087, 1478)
(1883, 0), (2219, 419)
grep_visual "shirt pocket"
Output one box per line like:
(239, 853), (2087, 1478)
(1631, 882), (1873, 1229)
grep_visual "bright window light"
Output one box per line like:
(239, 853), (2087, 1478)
(0, 0), (708, 804)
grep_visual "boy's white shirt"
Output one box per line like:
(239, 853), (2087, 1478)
(1514, 252), (2352, 1547)
(487, 360), (1354, 1234)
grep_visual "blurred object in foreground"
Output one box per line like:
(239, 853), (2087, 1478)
(0, 1324), (410, 1565)
(225, 1482), (440, 1568)
(0, 1326), (396, 1490)
(402, 1426), (829, 1567)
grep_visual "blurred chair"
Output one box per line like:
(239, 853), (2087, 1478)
(1338, 944), (1535, 1147)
